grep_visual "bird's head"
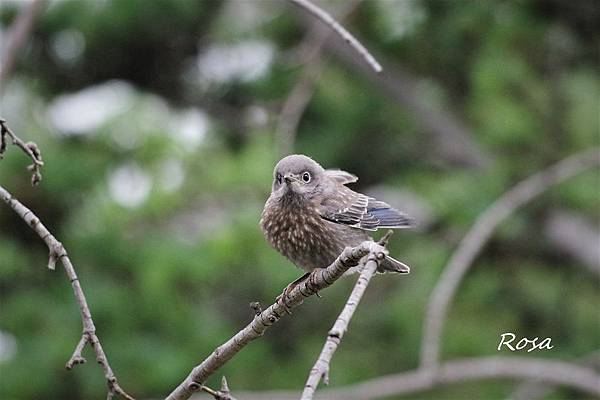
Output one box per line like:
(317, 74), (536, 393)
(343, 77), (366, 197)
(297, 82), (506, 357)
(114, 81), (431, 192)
(271, 154), (324, 198)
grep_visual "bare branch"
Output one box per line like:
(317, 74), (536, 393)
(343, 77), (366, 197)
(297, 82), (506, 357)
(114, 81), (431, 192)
(297, 14), (490, 168)
(277, 0), (362, 156)
(509, 351), (600, 400)
(288, 0), (382, 74)
(0, 121), (133, 399)
(235, 356), (600, 400)
(420, 148), (600, 368)
(544, 210), (600, 278)
(0, 0), (46, 91)
(277, 61), (323, 156)
(200, 376), (238, 400)
(166, 241), (385, 400)
(0, 185), (134, 400)
(0, 118), (44, 185)
(301, 234), (392, 399)
(65, 335), (87, 369)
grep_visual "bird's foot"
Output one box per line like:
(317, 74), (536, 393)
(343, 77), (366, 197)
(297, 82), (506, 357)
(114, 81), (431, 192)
(276, 272), (311, 314)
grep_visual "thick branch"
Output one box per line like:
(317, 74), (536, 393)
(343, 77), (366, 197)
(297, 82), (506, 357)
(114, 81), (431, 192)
(301, 232), (393, 399)
(288, 0), (382, 74)
(420, 148), (600, 368)
(544, 210), (600, 278)
(0, 185), (134, 399)
(235, 356), (600, 400)
(166, 241), (384, 400)
(509, 351), (600, 400)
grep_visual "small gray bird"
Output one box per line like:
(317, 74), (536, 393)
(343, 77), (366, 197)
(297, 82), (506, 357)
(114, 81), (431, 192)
(260, 154), (413, 278)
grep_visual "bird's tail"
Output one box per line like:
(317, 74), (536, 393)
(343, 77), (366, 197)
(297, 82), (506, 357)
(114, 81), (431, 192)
(378, 255), (410, 274)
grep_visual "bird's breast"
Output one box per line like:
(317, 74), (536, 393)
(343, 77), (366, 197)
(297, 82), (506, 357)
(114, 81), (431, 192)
(260, 196), (342, 270)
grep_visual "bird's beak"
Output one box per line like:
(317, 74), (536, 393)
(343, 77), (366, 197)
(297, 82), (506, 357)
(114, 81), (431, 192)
(283, 174), (297, 184)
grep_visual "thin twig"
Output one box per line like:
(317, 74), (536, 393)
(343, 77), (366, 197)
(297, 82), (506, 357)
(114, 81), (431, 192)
(300, 15), (490, 168)
(165, 241), (385, 400)
(288, 0), (382, 74)
(0, 0), (46, 91)
(301, 233), (394, 400)
(65, 335), (87, 369)
(277, 0), (362, 156)
(277, 61), (323, 156)
(234, 356), (600, 400)
(200, 376), (238, 400)
(420, 148), (600, 368)
(0, 185), (135, 400)
(0, 118), (44, 185)
(0, 122), (133, 399)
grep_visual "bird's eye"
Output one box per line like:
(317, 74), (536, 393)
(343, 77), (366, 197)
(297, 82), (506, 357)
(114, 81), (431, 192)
(276, 173), (283, 185)
(302, 172), (311, 183)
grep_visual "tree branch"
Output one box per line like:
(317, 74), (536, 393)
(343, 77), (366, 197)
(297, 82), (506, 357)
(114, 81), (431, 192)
(420, 148), (600, 368)
(276, 50), (323, 157)
(234, 356), (600, 399)
(0, 118), (44, 185)
(296, 14), (490, 168)
(544, 209), (600, 278)
(288, 0), (382, 74)
(200, 376), (238, 400)
(0, 0), (46, 91)
(0, 121), (133, 399)
(508, 351), (600, 400)
(301, 231), (394, 399)
(277, 0), (362, 156)
(0, 185), (134, 400)
(166, 241), (386, 400)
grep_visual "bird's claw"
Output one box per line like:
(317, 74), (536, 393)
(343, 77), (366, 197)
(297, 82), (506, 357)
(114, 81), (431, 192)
(276, 272), (313, 314)
(275, 285), (294, 315)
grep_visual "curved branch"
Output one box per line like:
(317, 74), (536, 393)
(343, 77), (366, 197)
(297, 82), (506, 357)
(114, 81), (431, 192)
(328, 356), (600, 399)
(276, 59), (323, 156)
(166, 241), (387, 400)
(235, 356), (600, 399)
(509, 351), (600, 400)
(288, 0), (382, 74)
(301, 232), (394, 399)
(544, 210), (600, 278)
(0, 185), (134, 400)
(420, 148), (600, 368)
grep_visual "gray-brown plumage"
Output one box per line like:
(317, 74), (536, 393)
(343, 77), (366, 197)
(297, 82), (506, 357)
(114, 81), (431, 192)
(260, 154), (414, 274)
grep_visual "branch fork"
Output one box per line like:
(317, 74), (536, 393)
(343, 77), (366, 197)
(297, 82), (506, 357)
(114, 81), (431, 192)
(200, 376), (237, 400)
(301, 231), (395, 400)
(0, 118), (44, 185)
(166, 240), (386, 400)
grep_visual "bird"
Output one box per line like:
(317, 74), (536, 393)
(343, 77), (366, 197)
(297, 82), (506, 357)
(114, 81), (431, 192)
(260, 154), (414, 284)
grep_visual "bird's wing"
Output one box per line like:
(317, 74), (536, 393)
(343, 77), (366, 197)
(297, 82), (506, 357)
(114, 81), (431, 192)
(317, 185), (414, 231)
(324, 169), (358, 184)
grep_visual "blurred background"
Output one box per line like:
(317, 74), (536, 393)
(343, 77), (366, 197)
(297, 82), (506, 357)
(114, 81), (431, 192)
(0, 0), (598, 399)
